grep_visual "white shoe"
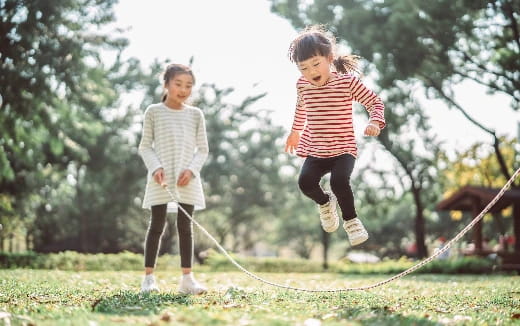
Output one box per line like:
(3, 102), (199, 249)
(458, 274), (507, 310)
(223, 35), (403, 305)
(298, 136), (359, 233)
(343, 218), (369, 246)
(178, 273), (207, 295)
(141, 274), (159, 293)
(318, 191), (339, 232)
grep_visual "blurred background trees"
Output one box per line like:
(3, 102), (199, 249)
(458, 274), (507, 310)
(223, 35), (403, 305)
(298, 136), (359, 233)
(1, 0), (519, 262)
(271, 0), (520, 257)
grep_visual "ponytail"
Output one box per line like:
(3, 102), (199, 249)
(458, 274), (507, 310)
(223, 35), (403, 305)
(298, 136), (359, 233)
(333, 55), (361, 75)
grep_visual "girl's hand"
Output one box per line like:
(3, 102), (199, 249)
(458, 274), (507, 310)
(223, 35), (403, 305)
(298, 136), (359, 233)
(364, 121), (381, 137)
(285, 131), (300, 154)
(177, 169), (193, 186)
(153, 168), (167, 187)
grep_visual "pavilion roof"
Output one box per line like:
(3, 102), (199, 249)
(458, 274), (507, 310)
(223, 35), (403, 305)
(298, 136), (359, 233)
(436, 186), (520, 212)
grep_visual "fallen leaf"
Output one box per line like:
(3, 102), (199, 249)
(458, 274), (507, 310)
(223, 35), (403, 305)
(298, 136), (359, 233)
(161, 312), (173, 322)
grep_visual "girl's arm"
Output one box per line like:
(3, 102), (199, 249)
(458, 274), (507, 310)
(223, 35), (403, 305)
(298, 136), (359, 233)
(188, 110), (209, 179)
(285, 89), (306, 153)
(291, 89), (306, 133)
(138, 107), (162, 175)
(349, 76), (385, 129)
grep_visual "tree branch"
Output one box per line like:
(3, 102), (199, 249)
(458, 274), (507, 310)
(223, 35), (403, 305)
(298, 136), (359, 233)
(419, 73), (495, 135)
(502, 0), (520, 52)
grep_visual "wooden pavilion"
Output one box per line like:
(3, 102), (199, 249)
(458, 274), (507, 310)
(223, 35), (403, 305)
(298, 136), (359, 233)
(436, 186), (520, 269)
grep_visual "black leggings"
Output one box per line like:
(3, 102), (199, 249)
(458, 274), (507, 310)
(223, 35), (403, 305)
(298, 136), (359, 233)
(144, 203), (194, 268)
(298, 154), (357, 220)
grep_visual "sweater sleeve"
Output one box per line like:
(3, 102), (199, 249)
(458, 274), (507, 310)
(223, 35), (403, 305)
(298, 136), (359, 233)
(188, 110), (209, 179)
(349, 76), (386, 129)
(138, 107), (163, 174)
(291, 86), (307, 132)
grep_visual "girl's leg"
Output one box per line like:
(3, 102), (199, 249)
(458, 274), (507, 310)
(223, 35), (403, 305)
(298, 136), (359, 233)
(330, 154), (357, 221)
(177, 203), (195, 273)
(177, 203), (207, 295)
(144, 204), (168, 274)
(298, 156), (330, 205)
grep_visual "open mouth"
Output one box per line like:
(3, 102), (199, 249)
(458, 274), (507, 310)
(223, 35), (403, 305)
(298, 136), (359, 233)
(312, 76), (321, 82)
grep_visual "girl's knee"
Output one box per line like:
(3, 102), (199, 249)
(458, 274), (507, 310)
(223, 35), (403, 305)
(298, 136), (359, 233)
(298, 173), (316, 192)
(147, 225), (165, 238)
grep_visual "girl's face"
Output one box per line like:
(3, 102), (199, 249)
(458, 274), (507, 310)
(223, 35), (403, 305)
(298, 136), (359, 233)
(165, 73), (194, 107)
(297, 54), (333, 86)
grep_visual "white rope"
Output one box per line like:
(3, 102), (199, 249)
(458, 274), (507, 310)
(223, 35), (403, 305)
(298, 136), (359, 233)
(164, 167), (520, 292)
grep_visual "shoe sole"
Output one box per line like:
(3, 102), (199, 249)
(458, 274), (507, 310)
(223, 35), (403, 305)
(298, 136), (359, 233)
(350, 234), (369, 246)
(322, 220), (339, 232)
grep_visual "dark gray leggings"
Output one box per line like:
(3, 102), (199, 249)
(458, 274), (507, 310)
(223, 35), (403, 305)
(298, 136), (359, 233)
(298, 153), (357, 220)
(144, 203), (194, 268)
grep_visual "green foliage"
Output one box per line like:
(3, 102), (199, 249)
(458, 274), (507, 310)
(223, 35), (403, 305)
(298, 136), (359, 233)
(192, 84), (299, 252)
(271, 0), (447, 258)
(0, 0), (151, 253)
(418, 256), (495, 274)
(204, 251), (329, 273)
(0, 251), (182, 271)
(0, 251), (503, 275)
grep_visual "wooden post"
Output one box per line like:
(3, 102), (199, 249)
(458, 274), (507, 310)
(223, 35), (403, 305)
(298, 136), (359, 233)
(514, 203), (520, 254)
(472, 197), (483, 253)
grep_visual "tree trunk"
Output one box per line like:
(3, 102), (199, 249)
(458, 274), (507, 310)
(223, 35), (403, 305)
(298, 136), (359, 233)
(322, 229), (329, 270)
(77, 165), (87, 252)
(8, 233), (13, 253)
(411, 186), (427, 258)
(472, 197), (483, 253)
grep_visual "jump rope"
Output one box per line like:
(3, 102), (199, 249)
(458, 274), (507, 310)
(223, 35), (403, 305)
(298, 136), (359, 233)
(162, 167), (520, 292)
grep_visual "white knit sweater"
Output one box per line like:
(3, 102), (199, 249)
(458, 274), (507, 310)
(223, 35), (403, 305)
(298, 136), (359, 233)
(138, 103), (209, 211)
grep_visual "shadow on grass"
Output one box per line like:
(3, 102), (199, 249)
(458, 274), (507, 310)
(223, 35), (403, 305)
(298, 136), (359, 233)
(338, 306), (438, 326)
(92, 290), (192, 315)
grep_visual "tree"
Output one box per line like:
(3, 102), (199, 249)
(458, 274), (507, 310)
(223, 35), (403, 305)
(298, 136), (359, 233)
(194, 84), (293, 253)
(270, 1), (443, 257)
(0, 0), (149, 252)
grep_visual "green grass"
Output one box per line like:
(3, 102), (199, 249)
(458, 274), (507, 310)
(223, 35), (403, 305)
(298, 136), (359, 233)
(0, 270), (519, 325)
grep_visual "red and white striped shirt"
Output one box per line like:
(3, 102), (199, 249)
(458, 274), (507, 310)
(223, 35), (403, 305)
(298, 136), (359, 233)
(291, 72), (385, 158)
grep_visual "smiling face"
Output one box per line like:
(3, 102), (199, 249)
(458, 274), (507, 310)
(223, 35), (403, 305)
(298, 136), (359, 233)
(164, 73), (194, 108)
(297, 55), (333, 87)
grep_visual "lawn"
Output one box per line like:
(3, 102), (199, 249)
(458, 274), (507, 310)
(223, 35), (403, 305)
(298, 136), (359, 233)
(0, 270), (519, 325)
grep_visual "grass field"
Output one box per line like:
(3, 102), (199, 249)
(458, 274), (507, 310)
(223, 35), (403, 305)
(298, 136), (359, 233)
(0, 270), (519, 325)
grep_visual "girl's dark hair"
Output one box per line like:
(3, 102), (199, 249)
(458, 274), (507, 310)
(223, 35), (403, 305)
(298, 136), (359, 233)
(162, 63), (196, 102)
(288, 25), (360, 75)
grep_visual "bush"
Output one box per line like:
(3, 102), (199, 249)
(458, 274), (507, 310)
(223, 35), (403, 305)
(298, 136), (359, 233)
(418, 256), (495, 274)
(0, 251), (507, 274)
(0, 251), (43, 268)
(204, 249), (329, 273)
(0, 251), (181, 271)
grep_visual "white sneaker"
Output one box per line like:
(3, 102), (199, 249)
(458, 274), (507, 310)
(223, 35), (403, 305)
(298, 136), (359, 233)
(343, 218), (369, 246)
(141, 274), (159, 293)
(318, 191), (339, 232)
(178, 273), (207, 295)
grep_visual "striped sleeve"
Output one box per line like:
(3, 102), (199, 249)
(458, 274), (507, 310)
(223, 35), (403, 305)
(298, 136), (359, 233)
(291, 87), (306, 132)
(188, 110), (209, 179)
(138, 107), (163, 174)
(348, 76), (386, 129)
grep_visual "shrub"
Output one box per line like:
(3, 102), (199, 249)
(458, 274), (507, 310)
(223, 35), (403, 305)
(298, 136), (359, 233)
(0, 251), (507, 274)
(204, 249), (329, 273)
